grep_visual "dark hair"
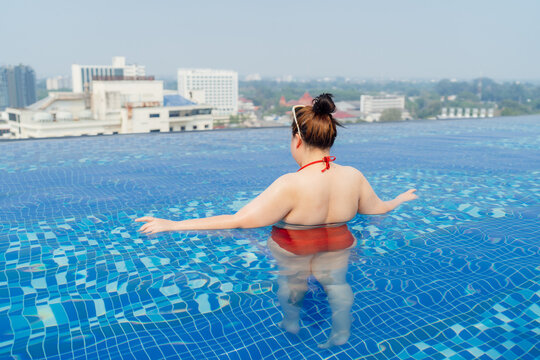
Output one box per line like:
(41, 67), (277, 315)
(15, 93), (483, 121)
(291, 93), (343, 149)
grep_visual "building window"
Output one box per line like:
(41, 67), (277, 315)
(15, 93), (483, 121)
(169, 110), (180, 117)
(149, 113), (160, 118)
(113, 131), (118, 135)
(169, 127), (173, 132)
(193, 125), (197, 130)
(8, 113), (16, 121)
(180, 126), (185, 131)
(204, 124), (209, 129)
(150, 129), (160, 133)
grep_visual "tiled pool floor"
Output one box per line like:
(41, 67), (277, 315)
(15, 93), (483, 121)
(0, 115), (539, 359)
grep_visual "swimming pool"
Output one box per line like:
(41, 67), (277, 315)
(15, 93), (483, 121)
(0, 115), (538, 359)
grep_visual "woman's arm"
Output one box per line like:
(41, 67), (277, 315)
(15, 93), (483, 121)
(136, 174), (295, 234)
(357, 172), (417, 215)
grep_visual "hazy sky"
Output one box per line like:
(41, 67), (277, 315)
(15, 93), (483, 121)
(1, 0), (539, 80)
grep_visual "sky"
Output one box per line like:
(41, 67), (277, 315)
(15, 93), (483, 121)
(1, 0), (539, 80)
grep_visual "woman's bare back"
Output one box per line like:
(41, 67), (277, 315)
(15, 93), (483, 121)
(281, 163), (362, 225)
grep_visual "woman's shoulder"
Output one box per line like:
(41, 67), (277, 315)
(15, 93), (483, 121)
(334, 164), (364, 178)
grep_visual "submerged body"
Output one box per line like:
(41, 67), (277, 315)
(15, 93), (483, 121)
(270, 220), (357, 348)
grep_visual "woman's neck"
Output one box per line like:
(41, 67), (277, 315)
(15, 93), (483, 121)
(299, 148), (331, 167)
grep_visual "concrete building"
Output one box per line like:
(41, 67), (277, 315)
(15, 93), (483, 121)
(71, 56), (145, 93)
(244, 73), (261, 81)
(91, 79), (163, 121)
(0, 65), (37, 110)
(5, 77), (213, 139)
(5, 92), (120, 138)
(177, 68), (238, 117)
(0, 112), (9, 137)
(438, 107), (495, 119)
(360, 94), (405, 114)
(124, 94), (213, 133)
(46, 76), (71, 90)
(0, 72), (6, 110)
(280, 92), (314, 107)
(360, 94), (406, 122)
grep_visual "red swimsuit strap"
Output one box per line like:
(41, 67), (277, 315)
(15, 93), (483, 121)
(297, 156), (336, 173)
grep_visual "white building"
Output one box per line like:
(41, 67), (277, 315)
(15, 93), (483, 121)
(92, 79), (212, 133)
(5, 78), (213, 139)
(0, 112), (9, 137)
(46, 76), (71, 90)
(72, 56), (145, 93)
(244, 73), (261, 81)
(438, 107), (495, 119)
(177, 68), (238, 117)
(126, 96), (213, 133)
(5, 92), (120, 138)
(360, 94), (406, 122)
(91, 79), (163, 121)
(360, 94), (405, 114)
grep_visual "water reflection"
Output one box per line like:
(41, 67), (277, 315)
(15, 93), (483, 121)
(268, 221), (357, 348)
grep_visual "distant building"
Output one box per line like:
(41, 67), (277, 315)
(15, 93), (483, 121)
(334, 101), (362, 122)
(0, 64), (37, 110)
(280, 92), (313, 107)
(238, 97), (258, 113)
(177, 68), (238, 117)
(71, 56), (145, 93)
(46, 76), (71, 90)
(0, 72), (6, 110)
(244, 73), (261, 81)
(438, 107), (495, 119)
(360, 94), (405, 122)
(6, 92), (121, 138)
(276, 75), (293, 83)
(237, 97), (259, 124)
(6, 77), (213, 139)
(0, 112), (9, 137)
(360, 94), (405, 114)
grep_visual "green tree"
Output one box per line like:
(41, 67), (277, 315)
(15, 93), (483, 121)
(379, 108), (402, 122)
(500, 100), (530, 116)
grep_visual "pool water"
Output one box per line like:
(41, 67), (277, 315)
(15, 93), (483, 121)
(0, 116), (539, 359)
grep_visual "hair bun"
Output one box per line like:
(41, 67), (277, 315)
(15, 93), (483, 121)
(312, 93), (336, 115)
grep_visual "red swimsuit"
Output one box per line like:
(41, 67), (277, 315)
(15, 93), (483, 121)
(271, 156), (355, 255)
(297, 156), (336, 172)
(271, 224), (355, 255)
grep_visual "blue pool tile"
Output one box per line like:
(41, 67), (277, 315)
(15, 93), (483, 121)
(1, 116), (539, 359)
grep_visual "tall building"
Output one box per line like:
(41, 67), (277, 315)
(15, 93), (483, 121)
(0, 71), (7, 110)
(177, 68), (238, 117)
(71, 56), (145, 93)
(0, 65), (36, 110)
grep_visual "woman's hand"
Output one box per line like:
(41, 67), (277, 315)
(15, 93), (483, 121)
(397, 189), (418, 203)
(135, 216), (178, 235)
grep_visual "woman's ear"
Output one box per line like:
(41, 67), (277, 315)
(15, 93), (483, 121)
(295, 135), (302, 149)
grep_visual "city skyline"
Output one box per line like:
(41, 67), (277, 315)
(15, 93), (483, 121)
(1, 0), (539, 80)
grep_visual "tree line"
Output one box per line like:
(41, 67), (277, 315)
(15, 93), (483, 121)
(240, 78), (540, 119)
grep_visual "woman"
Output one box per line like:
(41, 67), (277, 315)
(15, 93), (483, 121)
(136, 93), (417, 347)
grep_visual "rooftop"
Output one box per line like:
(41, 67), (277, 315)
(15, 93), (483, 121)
(163, 94), (196, 107)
